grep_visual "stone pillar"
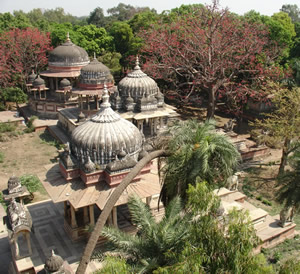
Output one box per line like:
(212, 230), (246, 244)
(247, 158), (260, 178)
(86, 96), (90, 111)
(160, 117), (164, 128)
(55, 78), (58, 90)
(50, 78), (54, 90)
(95, 95), (99, 110)
(25, 232), (32, 255)
(112, 207), (118, 228)
(83, 206), (89, 224)
(70, 205), (77, 228)
(153, 118), (157, 134)
(89, 205), (95, 226)
(146, 196), (152, 206)
(150, 118), (154, 135)
(14, 238), (19, 259)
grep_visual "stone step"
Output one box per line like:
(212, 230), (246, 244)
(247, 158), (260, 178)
(48, 125), (70, 144)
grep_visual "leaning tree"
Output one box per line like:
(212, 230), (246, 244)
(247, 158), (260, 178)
(138, 0), (280, 119)
(76, 119), (240, 273)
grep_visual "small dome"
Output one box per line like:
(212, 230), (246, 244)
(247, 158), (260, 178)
(59, 78), (71, 88)
(33, 75), (45, 87)
(79, 55), (113, 87)
(49, 33), (89, 68)
(118, 56), (159, 102)
(28, 70), (36, 83)
(44, 250), (64, 273)
(71, 86), (143, 166)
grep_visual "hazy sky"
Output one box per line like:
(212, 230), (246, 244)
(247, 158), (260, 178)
(0, 0), (298, 17)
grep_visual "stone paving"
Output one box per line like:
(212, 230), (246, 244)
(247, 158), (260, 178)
(0, 200), (103, 273)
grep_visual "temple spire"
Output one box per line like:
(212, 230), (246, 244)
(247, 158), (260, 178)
(134, 55), (141, 70)
(66, 32), (70, 42)
(93, 52), (96, 60)
(101, 84), (111, 108)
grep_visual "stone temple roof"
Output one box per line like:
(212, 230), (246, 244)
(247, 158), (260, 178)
(44, 250), (64, 273)
(71, 86), (143, 166)
(118, 56), (160, 101)
(79, 54), (114, 87)
(49, 33), (89, 68)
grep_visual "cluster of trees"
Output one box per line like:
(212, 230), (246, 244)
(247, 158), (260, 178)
(1, 2), (299, 117)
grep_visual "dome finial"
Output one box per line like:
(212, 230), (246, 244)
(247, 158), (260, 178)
(94, 52), (96, 60)
(101, 84), (111, 108)
(66, 32), (70, 42)
(134, 55), (141, 70)
(51, 250), (55, 256)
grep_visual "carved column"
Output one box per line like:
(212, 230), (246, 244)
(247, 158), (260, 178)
(70, 205), (77, 228)
(25, 232), (32, 255)
(89, 205), (95, 226)
(83, 206), (89, 224)
(146, 196), (152, 206)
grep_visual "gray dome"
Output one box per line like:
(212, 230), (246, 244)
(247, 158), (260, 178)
(33, 75), (45, 87)
(118, 56), (159, 102)
(28, 70), (36, 83)
(79, 55), (113, 87)
(49, 33), (89, 67)
(71, 87), (143, 166)
(59, 78), (71, 88)
(44, 250), (64, 273)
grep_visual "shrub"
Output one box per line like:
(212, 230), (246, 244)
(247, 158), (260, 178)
(262, 199), (272, 206)
(0, 122), (16, 133)
(25, 116), (37, 133)
(256, 195), (263, 201)
(20, 174), (41, 193)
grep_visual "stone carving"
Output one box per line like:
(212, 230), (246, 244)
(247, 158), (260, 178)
(226, 172), (242, 191)
(8, 176), (23, 194)
(279, 206), (295, 227)
(44, 250), (65, 274)
(60, 142), (77, 169)
(84, 155), (96, 173)
(224, 118), (236, 132)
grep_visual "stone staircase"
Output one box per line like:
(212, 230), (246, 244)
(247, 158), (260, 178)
(215, 188), (297, 252)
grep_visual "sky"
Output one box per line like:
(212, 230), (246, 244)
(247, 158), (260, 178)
(0, 0), (299, 17)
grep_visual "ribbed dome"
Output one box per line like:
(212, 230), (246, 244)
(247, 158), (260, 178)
(33, 75), (45, 87)
(28, 70), (36, 83)
(59, 78), (71, 88)
(49, 33), (89, 67)
(79, 55), (113, 86)
(118, 56), (159, 101)
(44, 250), (64, 273)
(71, 87), (143, 166)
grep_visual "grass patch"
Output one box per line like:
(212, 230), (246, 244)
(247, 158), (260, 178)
(0, 122), (16, 133)
(20, 174), (42, 193)
(0, 151), (4, 163)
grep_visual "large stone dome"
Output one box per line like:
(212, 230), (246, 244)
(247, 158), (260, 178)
(71, 87), (143, 166)
(49, 33), (89, 68)
(79, 55), (114, 88)
(118, 57), (159, 102)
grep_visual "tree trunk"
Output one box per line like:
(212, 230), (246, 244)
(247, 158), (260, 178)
(278, 138), (290, 176)
(207, 88), (215, 120)
(76, 149), (166, 274)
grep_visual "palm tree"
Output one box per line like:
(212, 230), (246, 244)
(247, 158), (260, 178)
(100, 195), (189, 273)
(76, 120), (240, 273)
(160, 119), (240, 205)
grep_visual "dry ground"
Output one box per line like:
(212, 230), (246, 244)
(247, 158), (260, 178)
(0, 127), (60, 201)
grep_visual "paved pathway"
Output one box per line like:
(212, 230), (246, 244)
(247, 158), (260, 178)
(0, 200), (103, 273)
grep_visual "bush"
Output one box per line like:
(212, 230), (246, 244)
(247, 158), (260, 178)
(25, 116), (37, 133)
(20, 174), (41, 193)
(256, 195), (263, 201)
(262, 199), (272, 206)
(0, 122), (16, 133)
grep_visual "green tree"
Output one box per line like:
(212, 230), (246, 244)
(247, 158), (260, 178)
(101, 195), (189, 272)
(155, 181), (272, 274)
(160, 120), (240, 204)
(252, 83), (300, 175)
(281, 4), (300, 23)
(87, 7), (106, 28)
(0, 87), (27, 108)
(98, 52), (122, 76)
(276, 144), (300, 210)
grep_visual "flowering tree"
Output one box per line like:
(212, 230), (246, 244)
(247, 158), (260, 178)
(0, 27), (52, 89)
(139, 1), (280, 119)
